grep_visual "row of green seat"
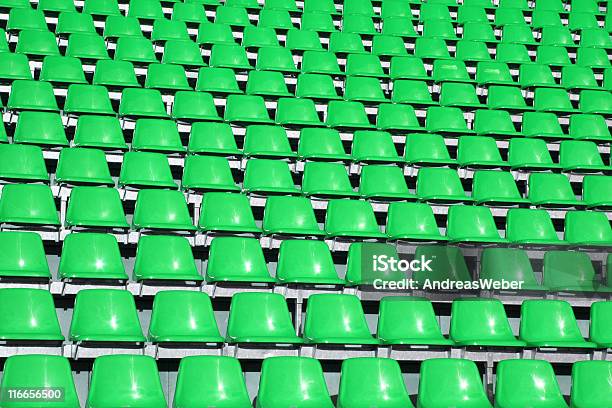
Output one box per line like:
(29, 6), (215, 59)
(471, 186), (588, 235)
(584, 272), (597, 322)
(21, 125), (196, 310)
(0, 288), (610, 348)
(3, 354), (610, 408)
(1, 184), (611, 244)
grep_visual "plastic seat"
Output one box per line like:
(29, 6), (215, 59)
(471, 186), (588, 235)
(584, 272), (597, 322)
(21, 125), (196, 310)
(0, 231), (50, 279)
(576, 47), (610, 68)
(540, 26), (575, 47)
(87, 355), (166, 408)
(262, 195), (322, 236)
(65, 33), (109, 61)
(145, 63), (190, 91)
(564, 211), (612, 246)
(391, 80), (435, 105)
(256, 357), (333, 408)
(439, 82), (484, 107)
(376, 103), (424, 131)
(377, 297), (452, 345)
(73, 115), (127, 150)
(344, 242), (408, 286)
(188, 122), (240, 156)
(215, 5), (252, 26)
(172, 3), (207, 24)
(304, 294), (378, 345)
(415, 37), (451, 60)
(543, 250), (601, 292)
(329, 32), (367, 54)
(417, 359), (493, 408)
(119, 88), (168, 118)
(455, 40), (492, 62)
(569, 114), (611, 141)
(521, 111), (567, 140)
(174, 356), (251, 407)
(0, 52), (32, 82)
(495, 43), (531, 65)
(127, 0), (163, 19)
(580, 28), (612, 48)
(423, 20), (458, 40)
(472, 170), (529, 205)
(8, 80), (58, 112)
(59, 233), (127, 280)
(65, 186), (128, 229)
(301, 11), (337, 32)
(359, 165), (415, 200)
(481, 248), (544, 291)
(536, 45), (572, 66)
(209, 44), (252, 70)
(196, 67), (242, 95)
(425, 107), (473, 134)
(0, 144), (48, 182)
(495, 7), (525, 26)
(325, 100), (374, 129)
(243, 125), (295, 158)
(64, 84), (115, 116)
(243, 26), (279, 49)
(346, 54), (386, 78)
(7, 8), (47, 32)
(404, 133), (455, 166)
(206, 236), (273, 283)
(224, 95), (272, 123)
(337, 358), (415, 408)
(197, 22), (235, 46)
(0, 288), (63, 342)
(519, 63), (560, 88)
(198, 192), (260, 233)
(151, 19), (189, 42)
(0, 355), (79, 408)
(297, 127), (349, 161)
(243, 159), (298, 194)
(276, 239), (343, 285)
(15, 30), (60, 58)
(475, 62), (515, 87)
(39, 0), (76, 13)
(447, 205), (506, 243)
(285, 29), (323, 52)
(55, 148), (113, 186)
(172, 91), (221, 122)
(416, 167), (472, 203)
(325, 199), (385, 238)
(462, 22), (498, 43)
(589, 301), (612, 347)
(473, 109), (520, 137)
(582, 175), (612, 209)
(487, 85), (531, 110)
(301, 162), (355, 198)
(114, 37), (158, 65)
(255, 46), (298, 72)
(570, 360), (612, 407)
(132, 119), (184, 153)
(133, 189), (195, 231)
(296, 73), (341, 100)
(559, 140), (610, 172)
(301, 51), (343, 75)
(508, 138), (560, 171)
(451, 299), (525, 347)
(351, 130), (401, 163)
(580, 90), (612, 115)
(258, 9), (293, 30)
(495, 360), (569, 408)
(434, 59), (474, 84)
(92, 60), (140, 89)
(275, 97), (323, 126)
(40, 56), (87, 85)
(506, 208), (566, 245)
(134, 235), (201, 282)
(103, 15), (143, 39)
(227, 292), (301, 344)
(389, 56), (430, 80)
(81, 0), (121, 15)
(162, 40), (206, 67)
(561, 66), (600, 91)
(14, 112), (68, 147)
(372, 35), (409, 57)
(0, 184), (59, 226)
(181, 155), (239, 192)
(528, 173), (582, 207)
(534, 87), (578, 113)
(385, 202), (447, 242)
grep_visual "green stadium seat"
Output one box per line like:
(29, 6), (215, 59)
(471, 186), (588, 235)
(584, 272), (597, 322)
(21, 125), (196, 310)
(256, 357), (333, 408)
(576, 47), (611, 68)
(522, 111), (567, 139)
(40, 55), (87, 85)
(87, 355), (166, 407)
(420, 3), (453, 21)
(206, 236), (274, 283)
(423, 20), (459, 40)
(297, 127), (349, 161)
(0, 144), (48, 182)
(255, 46), (299, 72)
(389, 56), (430, 80)
(276, 239), (344, 285)
(58, 233), (128, 280)
(227, 292), (302, 343)
(359, 165), (415, 200)
(119, 151), (176, 189)
(404, 133), (455, 166)
(285, 29), (323, 51)
(258, 9), (293, 30)
(302, 162), (355, 198)
(132, 119), (184, 153)
(495, 7), (525, 26)
(133, 189), (195, 231)
(162, 40), (206, 67)
(64, 33), (108, 60)
(417, 359), (493, 408)
(480, 248), (545, 291)
(325, 100), (374, 129)
(414, 37), (451, 60)
(182, 155), (239, 192)
(151, 19), (190, 42)
(39, 0), (76, 12)
(495, 360), (569, 408)
(372, 35), (410, 57)
(589, 301), (612, 348)
(64, 84), (115, 115)
(303, 0), (338, 14)
(391, 80), (436, 105)
(174, 356), (251, 407)
(8, 80), (58, 112)
(377, 297), (452, 345)
(188, 122), (240, 156)
(0, 231), (51, 279)
(559, 140), (610, 172)
(582, 176), (612, 209)
(7, 8), (47, 32)
(133, 235), (202, 282)
(65, 186), (128, 229)
(351, 130), (401, 163)
(243, 125), (295, 158)
(508, 138), (560, 171)
(569, 114), (611, 141)
(15, 30), (60, 58)
(581, 28), (612, 48)
(14, 111), (67, 146)
(579, 89), (612, 115)
(0, 288), (63, 341)
(487, 84), (531, 110)
(56, 148), (113, 186)
(196, 67), (242, 94)
(528, 173), (583, 207)
(416, 167), (472, 203)
(304, 293), (379, 345)
(103, 15), (143, 39)
(385, 202), (448, 241)
(536, 45), (572, 66)
(381, 0), (415, 19)
(534, 87), (578, 113)
(127, 0), (164, 19)
(451, 298), (526, 347)
(496, 43), (531, 65)
(564, 211), (612, 246)
(531, 9), (562, 28)
(337, 358), (415, 408)
(119, 88), (169, 118)
(376, 103), (424, 131)
(472, 170), (529, 205)
(425, 106), (474, 134)
(224, 94), (273, 123)
(275, 97), (324, 126)
(440, 82), (485, 107)
(570, 360), (612, 407)
(325, 199), (385, 238)
(243, 158), (298, 194)
(455, 40), (492, 62)
(0, 52), (32, 82)
(344, 242), (407, 286)
(447, 205), (506, 243)
(172, 3), (207, 24)
(0, 184), (59, 226)
(209, 44), (252, 70)
(346, 54), (386, 78)
(266, 0), (299, 9)
(262, 195), (322, 236)
(474, 109), (521, 137)
(73, 115), (127, 150)
(519, 63), (561, 88)
(296, 73), (341, 100)
(197, 22), (236, 46)
(172, 91), (222, 122)
(475, 61), (514, 86)
(92, 60), (140, 89)
(506, 208), (566, 245)
(198, 192), (260, 233)
(56, 12), (96, 36)
(561, 66), (600, 91)
(543, 250), (601, 292)
(540, 26), (575, 47)
(144, 63), (191, 91)
(535, 0), (565, 12)
(413, 245), (472, 288)
(0, 355), (79, 408)
(519, 299), (596, 348)
(329, 32), (367, 54)
(434, 59), (474, 84)
(301, 12), (338, 33)
(114, 37), (158, 64)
